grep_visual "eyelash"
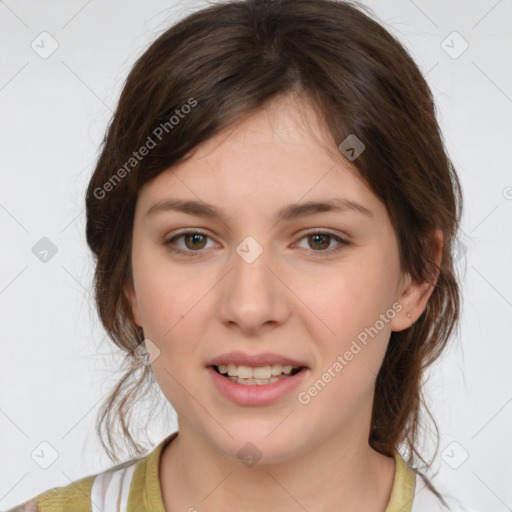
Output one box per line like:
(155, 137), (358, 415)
(163, 229), (348, 258)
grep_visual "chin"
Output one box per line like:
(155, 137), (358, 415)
(208, 424), (305, 466)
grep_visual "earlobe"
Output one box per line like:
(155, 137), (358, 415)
(390, 229), (443, 332)
(390, 276), (415, 332)
(123, 281), (143, 327)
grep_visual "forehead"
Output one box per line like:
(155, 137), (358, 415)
(136, 94), (387, 222)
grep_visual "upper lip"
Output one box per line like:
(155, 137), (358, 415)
(207, 351), (309, 368)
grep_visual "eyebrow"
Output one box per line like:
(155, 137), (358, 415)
(144, 197), (374, 222)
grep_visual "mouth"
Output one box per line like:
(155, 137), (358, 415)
(211, 363), (306, 386)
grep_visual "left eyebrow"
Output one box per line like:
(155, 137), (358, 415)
(144, 197), (374, 222)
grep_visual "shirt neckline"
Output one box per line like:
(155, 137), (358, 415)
(132, 432), (416, 512)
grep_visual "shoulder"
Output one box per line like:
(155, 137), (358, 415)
(3, 458), (140, 512)
(1, 473), (96, 512)
(2, 433), (177, 512)
(392, 450), (481, 512)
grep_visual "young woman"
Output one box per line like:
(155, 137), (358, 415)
(5, 0), (471, 510)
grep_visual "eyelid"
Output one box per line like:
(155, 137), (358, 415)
(298, 228), (347, 239)
(164, 228), (218, 248)
(163, 228), (349, 255)
(292, 229), (348, 253)
(165, 228), (211, 239)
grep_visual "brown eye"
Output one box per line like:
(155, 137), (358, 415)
(164, 230), (215, 256)
(183, 233), (207, 250)
(307, 233), (331, 250)
(295, 231), (348, 256)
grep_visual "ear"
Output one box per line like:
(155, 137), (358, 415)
(123, 279), (143, 327)
(390, 229), (443, 332)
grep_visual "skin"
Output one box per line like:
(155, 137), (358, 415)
(124, 92), (442, 511)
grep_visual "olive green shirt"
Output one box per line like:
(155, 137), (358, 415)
(5, 432), (446, 512)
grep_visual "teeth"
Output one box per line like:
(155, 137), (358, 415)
(216, 363), (300, 380)
(228, 375), (284, 385)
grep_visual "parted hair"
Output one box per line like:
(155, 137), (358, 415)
(85, 0), (463, 489)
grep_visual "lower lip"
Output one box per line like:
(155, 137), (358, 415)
(207, 366), (308, 406)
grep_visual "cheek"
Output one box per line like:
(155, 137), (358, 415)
(296, 268), (395, 417)
(133, 259), (211, 412)
(293, 253), (400, 396)
(132, 248), (226, 370)
(133, 246), (199, 335)
(138, 283), (207, 368)
(296, 257), (398, 338)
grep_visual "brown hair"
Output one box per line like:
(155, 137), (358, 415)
(85, 0), (463, 486)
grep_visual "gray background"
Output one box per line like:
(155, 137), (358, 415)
(0, 0), (511, 510)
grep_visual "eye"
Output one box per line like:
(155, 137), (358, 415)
(295, 231), (348, 255)
(163, 229), (348, 257)
(164, 230), (217, 256)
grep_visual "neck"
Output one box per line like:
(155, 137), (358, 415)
(160, 425), (396, 512)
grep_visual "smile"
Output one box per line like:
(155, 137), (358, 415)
(213, 364), (303, 385)
(208, 364), (309, 406)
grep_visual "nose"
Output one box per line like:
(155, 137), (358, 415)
(217, 238), (291, 335)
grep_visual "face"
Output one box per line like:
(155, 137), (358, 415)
(124, 93), (427, 464)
